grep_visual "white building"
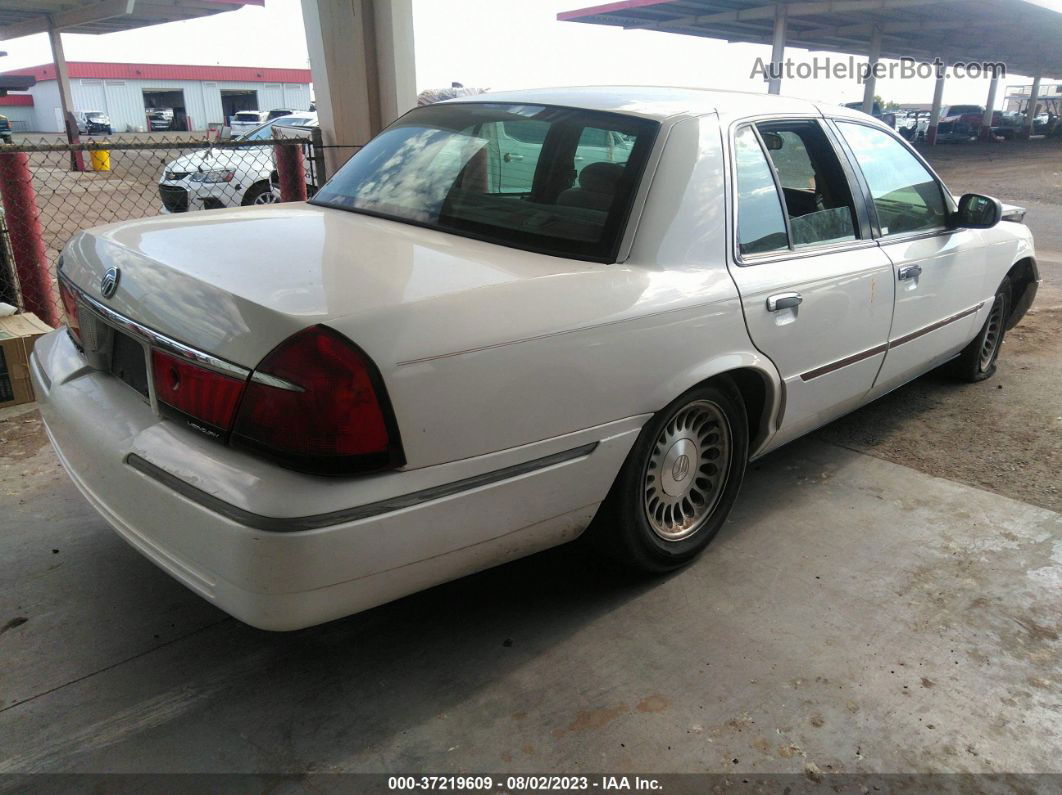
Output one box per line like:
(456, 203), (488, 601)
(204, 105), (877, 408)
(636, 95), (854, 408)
(0, 61), (312, 132)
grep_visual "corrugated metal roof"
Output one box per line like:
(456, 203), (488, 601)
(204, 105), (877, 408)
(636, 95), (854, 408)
(0, 1), (264, 38)
(559, 0), (1062, 79)
(1, 62), (311, 84)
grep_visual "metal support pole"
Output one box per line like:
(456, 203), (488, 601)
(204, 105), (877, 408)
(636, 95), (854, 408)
(48, 26), (85, 172)
(768, 4), (787, 95)
(862, 26), (882, 114)
(0, 152), (60, 327)
(980, 75), (1000, 141)
(927, 67), (946, 145)
(274, 142), (308, 202)
(1023, 69), (1042, 139)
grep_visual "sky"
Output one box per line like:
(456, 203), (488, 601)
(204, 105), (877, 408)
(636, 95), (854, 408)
(0, 0), (1046, 110)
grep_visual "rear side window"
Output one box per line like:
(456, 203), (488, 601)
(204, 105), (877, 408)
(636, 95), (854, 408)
(312, 103), (659, 261)
(757, 121), (858, 248)
(836, 122), (948, 235)
(734, 126), (788, 255)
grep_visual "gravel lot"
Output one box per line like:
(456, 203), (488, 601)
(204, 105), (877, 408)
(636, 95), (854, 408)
(817, 138), (1062, 512)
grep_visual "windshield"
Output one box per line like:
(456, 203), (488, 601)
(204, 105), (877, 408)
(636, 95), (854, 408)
(311, 103), (657, 261)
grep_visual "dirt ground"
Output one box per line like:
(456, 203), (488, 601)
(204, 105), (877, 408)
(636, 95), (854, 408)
(816, 138), (1062, 512)
(915, 137), (1062, 206)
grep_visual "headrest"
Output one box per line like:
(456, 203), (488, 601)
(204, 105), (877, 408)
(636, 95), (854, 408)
(578, 162), (624, 194)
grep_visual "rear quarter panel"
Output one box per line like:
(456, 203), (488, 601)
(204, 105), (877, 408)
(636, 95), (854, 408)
(351, 113), (776, 468)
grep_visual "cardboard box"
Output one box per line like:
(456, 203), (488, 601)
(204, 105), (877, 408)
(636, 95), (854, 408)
(0, 312), (54, 409)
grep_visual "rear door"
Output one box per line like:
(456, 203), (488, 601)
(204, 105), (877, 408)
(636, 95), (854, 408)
(726, 118), (895, 449)
(832, 120), (987, 398)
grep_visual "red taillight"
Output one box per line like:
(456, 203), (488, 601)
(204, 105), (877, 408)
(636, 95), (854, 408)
(58, 279), (81, 345)
(151, 349), (247, 435)
(231, 325), (402, 474)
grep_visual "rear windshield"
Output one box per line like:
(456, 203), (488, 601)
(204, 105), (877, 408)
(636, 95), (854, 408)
(311, 103), (659, 261)
(235, 112), (262, 121)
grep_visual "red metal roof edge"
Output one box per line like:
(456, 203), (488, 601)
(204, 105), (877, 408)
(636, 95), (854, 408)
(0, 94), (33, 106)
(1, 62), (311, 84)
(557, 0), (671, 21)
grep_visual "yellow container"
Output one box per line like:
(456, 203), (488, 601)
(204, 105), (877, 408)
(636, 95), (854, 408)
(90, 148), (110, 172)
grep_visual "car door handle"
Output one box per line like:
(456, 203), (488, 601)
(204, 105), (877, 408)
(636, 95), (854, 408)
(898, 264), (923, 281)
(766, 292), (802, 312)
(503, 152), (524, 163)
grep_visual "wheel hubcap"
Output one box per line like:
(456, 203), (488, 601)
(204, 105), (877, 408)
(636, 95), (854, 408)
(255, 189), (281, 205)
(979, 296), (1005, 371)
(643, 400), (731, 542)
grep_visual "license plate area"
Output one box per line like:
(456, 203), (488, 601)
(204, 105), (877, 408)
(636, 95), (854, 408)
(110, 328), (150, 398)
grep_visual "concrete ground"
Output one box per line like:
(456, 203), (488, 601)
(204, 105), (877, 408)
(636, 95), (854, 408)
(1, 140), (1060, 780)
(1, 435), (1059, 777)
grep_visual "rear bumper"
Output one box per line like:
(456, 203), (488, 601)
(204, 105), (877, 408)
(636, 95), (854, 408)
(32, 329), (641, 630)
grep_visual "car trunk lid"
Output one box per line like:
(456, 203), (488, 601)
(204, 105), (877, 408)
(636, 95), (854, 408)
(60, 202), (609, 371)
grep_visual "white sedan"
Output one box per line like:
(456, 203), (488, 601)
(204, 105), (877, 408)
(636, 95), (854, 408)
(37, 87), (1040, 630)
(158, 112), (317, 213)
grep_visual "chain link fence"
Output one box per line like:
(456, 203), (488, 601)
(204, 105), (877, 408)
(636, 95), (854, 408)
(0, 133), (322, 326)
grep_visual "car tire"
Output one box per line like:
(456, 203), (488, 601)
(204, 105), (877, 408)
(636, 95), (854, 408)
(242, 180), (280, 206)
(587, 379), (748, 574)
(954, 277), (1011, 382)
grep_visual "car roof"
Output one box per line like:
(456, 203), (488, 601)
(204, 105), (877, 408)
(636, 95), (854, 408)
(439, 85), (879, 125)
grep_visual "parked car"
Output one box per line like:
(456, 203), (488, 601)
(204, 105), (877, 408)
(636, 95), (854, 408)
(1032, 112), (1060, 136)
(230, 110), (268, 136)
(0, 114), (11, 143)
(843, 100), (896, 129)
(909, 111), (932, 141)
(158, 112), (317, 213)
(147, 108), (173, 131)
(74, 110), (112, 135)
(40, 88), (1039, 630)
(991, 110), (1025, 139)
(933, 104), (984, 142)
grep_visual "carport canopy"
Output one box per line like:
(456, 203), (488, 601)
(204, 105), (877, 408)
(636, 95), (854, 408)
(0, 0), (262, 39)
(0, 1), (264, 144)
(559, 0), (1062, 140)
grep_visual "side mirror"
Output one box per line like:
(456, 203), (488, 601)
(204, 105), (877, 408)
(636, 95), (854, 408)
(952, 193), (1002, 229)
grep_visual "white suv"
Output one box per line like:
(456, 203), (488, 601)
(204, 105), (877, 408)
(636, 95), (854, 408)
(158, 113), (317, 213)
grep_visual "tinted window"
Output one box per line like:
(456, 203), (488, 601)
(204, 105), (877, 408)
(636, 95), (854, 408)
(575, 127), (632, 169)
(758, 121), (857, 248)
(312, 103), (658, 261)
(837, 122), (948, 235)
(734, 126), (788, 255)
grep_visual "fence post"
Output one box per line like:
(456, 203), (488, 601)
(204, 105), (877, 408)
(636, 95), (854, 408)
(0, 151), (60, 327)
(274, 141), (307, 202)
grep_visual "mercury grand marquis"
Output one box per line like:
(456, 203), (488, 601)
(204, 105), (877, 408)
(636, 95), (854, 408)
(35, 87), (1040, 630)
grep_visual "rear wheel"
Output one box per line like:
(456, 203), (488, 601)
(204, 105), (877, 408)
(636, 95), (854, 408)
(588, 380), (748, 573)
(954, 277), (1011, 382)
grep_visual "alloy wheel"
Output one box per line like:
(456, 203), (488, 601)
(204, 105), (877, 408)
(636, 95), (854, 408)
(643, 400), (732, 542)
(979, 296), (1005, 371)
(254, 189), (281, 205)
